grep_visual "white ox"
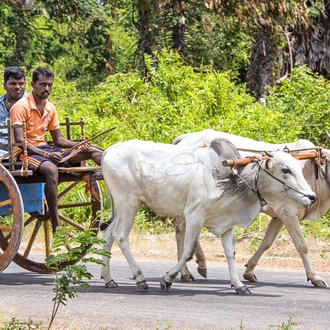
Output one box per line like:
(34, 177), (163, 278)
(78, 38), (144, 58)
(173, 129), (330, 287)
(100, 137), (316, 294)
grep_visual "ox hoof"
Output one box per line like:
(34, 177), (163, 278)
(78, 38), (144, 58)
(105, 280), (118, 288)
(137, 280), (149, 290)
(160, 277), (172, 292)
(243, 271), (258, 283)
(197, 267), (207, 278)
(235, 285), (252, 295)
(181, 273), (196, 282)
(311, 279), (328, 288)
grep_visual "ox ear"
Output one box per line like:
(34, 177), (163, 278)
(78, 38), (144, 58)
(265, 158), (274, 171)
(325, 130), (330, 142)
(264, 151), (274, 171)
(321, 149), (330, 159)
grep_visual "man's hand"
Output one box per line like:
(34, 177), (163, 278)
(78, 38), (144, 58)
(78, 141), (92, 153)
(48, 151), (62, 164)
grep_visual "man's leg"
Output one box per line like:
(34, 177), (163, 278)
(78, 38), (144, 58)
(68, 149), (103, 166)
(38, 161), (60, 233)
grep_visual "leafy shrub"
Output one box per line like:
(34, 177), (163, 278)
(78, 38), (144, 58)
(301, 218), (330, 240)
(2, 50), (330, 237)
(1, 317), (42, 330)
(266, 66), (330, 146)
(54, 49), (304, 149)
(39, 51), (330, 234)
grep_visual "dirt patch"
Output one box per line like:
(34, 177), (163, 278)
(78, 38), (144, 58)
(110, 232), (330, 273)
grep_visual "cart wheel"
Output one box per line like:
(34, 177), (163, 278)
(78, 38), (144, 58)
(1, 178), (102, 273)
(0, 164), (24, 273)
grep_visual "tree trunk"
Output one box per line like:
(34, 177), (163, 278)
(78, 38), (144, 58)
(171, 0), (186, 56)
(135, 0), (156, 76)
(292, 3), (330, 79)
(246, 25), (274, 100)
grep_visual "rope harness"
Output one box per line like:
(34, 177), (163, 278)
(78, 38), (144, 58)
(229, 146), (327, 209)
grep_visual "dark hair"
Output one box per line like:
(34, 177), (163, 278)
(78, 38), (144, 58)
(32, 67), (54, 83)
(4, 66), (26, 83)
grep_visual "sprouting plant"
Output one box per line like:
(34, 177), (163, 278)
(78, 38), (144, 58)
(45, 227), (110, 329)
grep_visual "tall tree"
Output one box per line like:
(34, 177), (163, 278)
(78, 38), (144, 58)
(246, 26), (274, 100)
(204, 0), (324, 99)
(292, 1), (330, 79)
(0, 0), (113, 87)
(132, 0), (161, 75)
(0, 0), (36, 67)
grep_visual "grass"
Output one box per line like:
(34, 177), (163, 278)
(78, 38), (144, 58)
(0, 314), (302, 330)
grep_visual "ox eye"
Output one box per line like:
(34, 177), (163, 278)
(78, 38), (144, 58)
(282, 166), (291, 174)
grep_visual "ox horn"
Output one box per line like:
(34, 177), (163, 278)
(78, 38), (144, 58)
(264, 151), (274, 158)
(325, 130), (330, 142)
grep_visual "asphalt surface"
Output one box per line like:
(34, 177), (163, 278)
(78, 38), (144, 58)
(1, 259), (330, 330)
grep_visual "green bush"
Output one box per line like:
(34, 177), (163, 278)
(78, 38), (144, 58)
(52, 49), (304, 150)
(266, 66), (330, 145)
(2, 50), (330, 237)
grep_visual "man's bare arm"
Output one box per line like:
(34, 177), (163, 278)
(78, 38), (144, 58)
(49, 129), (77, 149)
(13, 125), (46, 156)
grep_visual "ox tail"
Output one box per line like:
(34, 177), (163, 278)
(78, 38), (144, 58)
(100, 216), (114, 231)
(100, 194), (116, 231)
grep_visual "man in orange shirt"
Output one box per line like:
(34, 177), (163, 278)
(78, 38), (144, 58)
(11, 67), (102, 233)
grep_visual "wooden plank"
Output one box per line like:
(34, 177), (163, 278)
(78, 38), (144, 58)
(57, 166), (102, 173)
(222, 151), (319, 167)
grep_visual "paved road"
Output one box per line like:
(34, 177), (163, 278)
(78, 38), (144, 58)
(1, 259), (330, 330)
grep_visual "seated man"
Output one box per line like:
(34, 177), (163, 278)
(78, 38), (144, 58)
(0, 66), (27, 156)
(10, 67), (103, 233)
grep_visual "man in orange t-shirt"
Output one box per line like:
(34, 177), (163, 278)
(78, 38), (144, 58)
(11, 67), (102, 233)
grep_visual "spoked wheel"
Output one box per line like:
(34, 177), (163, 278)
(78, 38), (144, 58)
(0, 164), (24, 273)
(0, 177), (102, 273)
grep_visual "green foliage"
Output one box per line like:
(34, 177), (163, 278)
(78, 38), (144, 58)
(269, 313), (299, 329)
(19, 52), (330, 153)
(235, 214), (273, 249)
(40, 0), (113, 87)
(23, 49), (330, 236)
(105, 1), (139, 73)
(45, 227), (110, 329)
(0, 318), (42, 330)
(0, 0), (253, 87)
(46, 228), (110, 269)
(266, 66), (330, 146)
(3, 49), (330, 237)
(301, 218), (330, 241)
(0, 1), (39, 67)
(0, 0), (113, 88)
(76, 49), (302, 148)
(134, 206), (174, 234)
(182, 13), (252, 78)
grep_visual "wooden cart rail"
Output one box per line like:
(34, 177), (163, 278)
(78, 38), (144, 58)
(0, 117), (103, 179)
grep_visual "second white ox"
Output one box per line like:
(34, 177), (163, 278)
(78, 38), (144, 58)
(173, 129), (330, 287)
(101, 137), (316, 294)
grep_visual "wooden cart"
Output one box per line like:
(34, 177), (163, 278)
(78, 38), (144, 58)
(0, 118), (104, 273)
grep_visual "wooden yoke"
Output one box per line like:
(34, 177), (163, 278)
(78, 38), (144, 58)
(222, 150), (321, 167)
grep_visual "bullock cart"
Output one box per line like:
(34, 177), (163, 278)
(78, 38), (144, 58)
(0, 118), (104, 273)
